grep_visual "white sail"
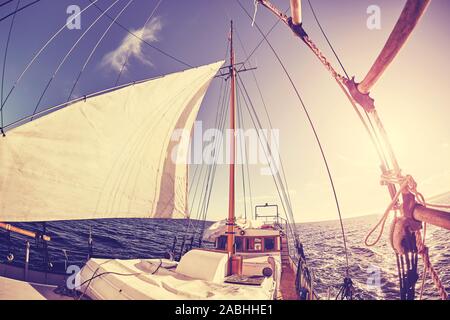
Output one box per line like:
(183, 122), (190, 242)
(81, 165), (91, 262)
(0, 61), (223, 222)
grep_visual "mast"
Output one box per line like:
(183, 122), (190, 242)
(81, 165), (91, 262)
(226, 20), (237, 266)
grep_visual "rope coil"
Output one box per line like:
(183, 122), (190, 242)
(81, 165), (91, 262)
(415, 231), (448, 300)
(365, 173), (450, 247)
(364, 172), (449, 299)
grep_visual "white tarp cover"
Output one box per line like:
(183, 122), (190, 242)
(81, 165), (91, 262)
(0, 61), (223, 222)
(202, 218), (264, 242)
(80, 258), (276, 300)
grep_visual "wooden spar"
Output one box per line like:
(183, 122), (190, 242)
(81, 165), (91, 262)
(0, 222), (51, 241)
(226, 20), (237, 270)
(358, 0), (431, 94)
(413, 205), (450, 231)
(256, 0), (450, 234)
(290, 0), (302, 25)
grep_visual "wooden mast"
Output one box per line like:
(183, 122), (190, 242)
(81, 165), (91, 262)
(226, 20), (237, 272)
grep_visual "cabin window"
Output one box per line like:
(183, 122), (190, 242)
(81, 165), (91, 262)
(217, 236), (278, 252)
(264, 237), (276, 251)
(217, 236), (227, 250)
(246, 238), (263, 251)
(216, 236), (244, 251)
(235, 237), (244, 251)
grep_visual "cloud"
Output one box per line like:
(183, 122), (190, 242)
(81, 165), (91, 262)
(100, 17), (163, 73)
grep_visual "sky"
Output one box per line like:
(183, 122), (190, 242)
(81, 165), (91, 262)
(0, 0), (449, 223)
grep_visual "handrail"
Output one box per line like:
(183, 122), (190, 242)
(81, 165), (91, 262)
(0, 222), (50, 241)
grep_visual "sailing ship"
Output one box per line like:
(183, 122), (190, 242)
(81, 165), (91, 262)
(0, 0), (449, 300)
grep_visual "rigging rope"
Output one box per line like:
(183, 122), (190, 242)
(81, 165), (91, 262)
(87, 0), (192, 68)
(237, 74), (316, 298)
(0, 0), (19, 135)
(415, 231), (448, 300)
(186, 40), (232, 240)
(0, 0), (100, 111)
(236, 83), (248, 220)
(184, 73), (229, 240)
(0, 0), (41, 23)
(235, 28), (294, 219)
(363, 172), (449, 300)
(304, 3), (448, 297)
(237, 6), (290, 73)
(365, 174), (450, 248)
(305, 0), (393, 180)
(236, 74), (294, 234)
(67, 0), (137, 101)
(114, 0), (163, 86)
(0, 0), (14, 8)
(236, 84), (253, 219)
(187, 77), (225, 216)
(190, 82), (230, 241)
(31, 0), (123, 119)
(306, 0), (349, 79)
(237, 0), (350, 276)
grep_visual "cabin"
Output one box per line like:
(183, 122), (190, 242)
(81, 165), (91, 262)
(214, 226), (282, 254)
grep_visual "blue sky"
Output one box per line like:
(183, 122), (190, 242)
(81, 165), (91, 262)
(1, 0), (449, 222)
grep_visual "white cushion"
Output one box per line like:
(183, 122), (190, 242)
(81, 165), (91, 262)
(176, 249), (229, 283)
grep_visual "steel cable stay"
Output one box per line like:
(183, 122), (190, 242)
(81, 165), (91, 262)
(124, 75), (227, 258)
(236, 97), (247, 220)
(191, 64), (229, 217)
(0, 0), (41, 23)
(236, 76), (294, 230)
(195, 92), (230, 235)
(87, 0), (192, 69)
(114, 0), (164, 87)
(237, 5), (290, 73)
(1, 74), (168, 132)
(239, 103), (254, 219)
(187, 41), (232, 240)
(253, 0), (415, 205)
(222, 4), (296, 227)
(196, 46), (232, 227)
(236, 77), (316, 305)
(1, 0), (190, 121)
(234, 67), (301, 256)
(234, 28), (295, 217)
(235, 5), (310, 246)
(183, 87), (229, 252)
(309, 3), (440, 301)
(236, 74), (301, 252)
(237, 0), (352, 296)
(306, 0), (390, 166)
(0, 0), (101, 112)
(0, 0), (14, 8)
(0, 0), (19, 136)
(30, 0), (123, 120)
(191, 82), (227, 226)
(305, 0), (393, 181)
(236, 74), (317, 299)
(253, 0), (392, 174)
(306, 0), (349, 79)
(304, 0), (404, 249)
(66, 0), (137, 102)
(303, 3), (396, 298)
(186, 78), (223, 211)
(253, 0), (450, 300)
(181, 76), (230, 248)
(236, 84), (253, 220)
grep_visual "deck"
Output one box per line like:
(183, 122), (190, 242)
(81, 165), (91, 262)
(0, 276), (72, 300)
(277, 236), (299, 300)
